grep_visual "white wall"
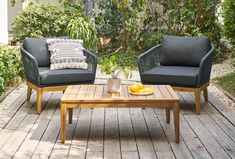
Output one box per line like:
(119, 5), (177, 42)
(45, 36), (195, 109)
(0, 0), (8, 44)
(8, 0), (23, 32)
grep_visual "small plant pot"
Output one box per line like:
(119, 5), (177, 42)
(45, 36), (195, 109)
(107, 78), (121, 93)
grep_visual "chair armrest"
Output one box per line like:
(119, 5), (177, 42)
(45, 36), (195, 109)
(197, 45), (214, 87)
(138, 45), (161, 75)
(20, 46), (40, 85)
(83, 49), (97, 81)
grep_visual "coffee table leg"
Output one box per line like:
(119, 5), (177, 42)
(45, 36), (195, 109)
(173, 102), (180, 143)
(61, 103), (67, 144)
(166, 108), (170, 123)
(69, 108), (73, 124)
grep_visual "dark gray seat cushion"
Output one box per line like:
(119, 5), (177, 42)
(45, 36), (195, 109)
(141, 66), (199, 87)
(160, 35), (211, 67)
(39, 67), (94, 85)
(23, 38), (50, 67)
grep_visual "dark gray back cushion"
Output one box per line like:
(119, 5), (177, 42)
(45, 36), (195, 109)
(160, 35), (211, 67)
(23, 38), (50, 67)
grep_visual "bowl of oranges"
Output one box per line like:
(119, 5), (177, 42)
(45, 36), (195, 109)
(129, 83), (154, 95)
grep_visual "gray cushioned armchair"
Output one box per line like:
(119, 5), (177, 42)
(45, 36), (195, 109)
(138, 35), (214, 114)
(21, 38), (97, 113)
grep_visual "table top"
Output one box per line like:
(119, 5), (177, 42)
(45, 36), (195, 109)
(61, 84), (179, 103)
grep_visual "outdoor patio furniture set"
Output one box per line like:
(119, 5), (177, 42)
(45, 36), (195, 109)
(20, 35), (214, 143)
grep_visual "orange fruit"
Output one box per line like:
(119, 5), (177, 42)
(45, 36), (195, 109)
(137, 83), (145, 90)
(130, 84), (139, 93)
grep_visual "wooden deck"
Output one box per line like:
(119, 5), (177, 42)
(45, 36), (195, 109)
(0, 84), (235, 159)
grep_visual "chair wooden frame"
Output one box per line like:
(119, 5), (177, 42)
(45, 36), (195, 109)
(172, 82), (209, 115)
(26, 81), (67, 114)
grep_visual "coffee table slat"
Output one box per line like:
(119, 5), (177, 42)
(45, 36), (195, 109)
(76, 85), (88, 100)
(85, 85), (96, 99)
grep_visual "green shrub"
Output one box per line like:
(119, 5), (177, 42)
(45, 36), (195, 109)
(96, 0), (147, 51)
(98, 51), (140, 69)
(0, 46), (24, 95)
(222, 0), (235, 65)
(67, 17), (99, 49)
(12, 3), (67, 41)
(96, 0), (225, 63)
(12, 2), (99, 49)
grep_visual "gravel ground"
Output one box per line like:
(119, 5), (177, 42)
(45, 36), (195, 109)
(209, 59), (235, 110)
(211, 59), (234, 78)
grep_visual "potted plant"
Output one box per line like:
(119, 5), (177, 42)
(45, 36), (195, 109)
(101, 55), (131, 93)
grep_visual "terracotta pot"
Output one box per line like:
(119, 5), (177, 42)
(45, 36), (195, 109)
(107, 78), (121, 93)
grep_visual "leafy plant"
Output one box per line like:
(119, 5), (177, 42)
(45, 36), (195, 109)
(96, 0), (147, 52)
(96, 0), (225, 63)
(66, 17), (99, 49)
(12, 3), (83, 42)
(0, 46), (24, 95)
(98, 51), (140, 68)
(222, 0), (235, 65)
(101, 55), (132, 79)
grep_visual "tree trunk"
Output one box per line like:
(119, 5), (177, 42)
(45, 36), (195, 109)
(85, 0), (94, 18)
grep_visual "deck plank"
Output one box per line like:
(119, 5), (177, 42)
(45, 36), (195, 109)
(86, 108), (105, 159)
(104, 108), (121, 159)
(210, 114), (235, 142)
(0, 89), (27, 128)
(30, 104), (61, 159)
(208, 92), (235, 125)
(5, 92), (37, 130)
(143, 108), (175, 159)
(0, 83), (234, 159)
(12, 92), (59, 158)
(130, 108), (157, 159)
(0, 92), (56, 158)
(198, 114), (235, 158)
(118, 108), (138, 153)
(49, 108), (80, 159)
(157, 113), (193, 159)
(184, 114), (230, 159)
(68, 108), (92, 159)
(181, 92), (231, 159)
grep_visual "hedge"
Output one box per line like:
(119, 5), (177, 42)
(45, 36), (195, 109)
(0, 45), (24, 95)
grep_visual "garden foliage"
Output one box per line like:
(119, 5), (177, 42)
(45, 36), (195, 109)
(11, 0), (231, 67)
(12, 2), (98, 49)
(96, 0), (224, 62)
(67, 17), (99, 49)
(0, 46), (23, 95)
(222, 0), (235, 65)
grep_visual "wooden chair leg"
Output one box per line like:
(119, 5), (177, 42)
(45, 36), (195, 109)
(68, 108), (73, 124)
(173, 102), (180, 143)
(61, 104), (67, 144)
(36, 88), (43, 114)
(27, 86), (32, 102)
(166, 108), (170, 123)
(195, 89), (201, 115)
(203, 87), (208, 102)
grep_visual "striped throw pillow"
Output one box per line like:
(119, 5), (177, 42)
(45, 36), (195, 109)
(47, 38), (83, 46)
(47, 39), (88, 70)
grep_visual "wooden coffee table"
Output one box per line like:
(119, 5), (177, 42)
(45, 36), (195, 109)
(60, 84), (180, 143)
